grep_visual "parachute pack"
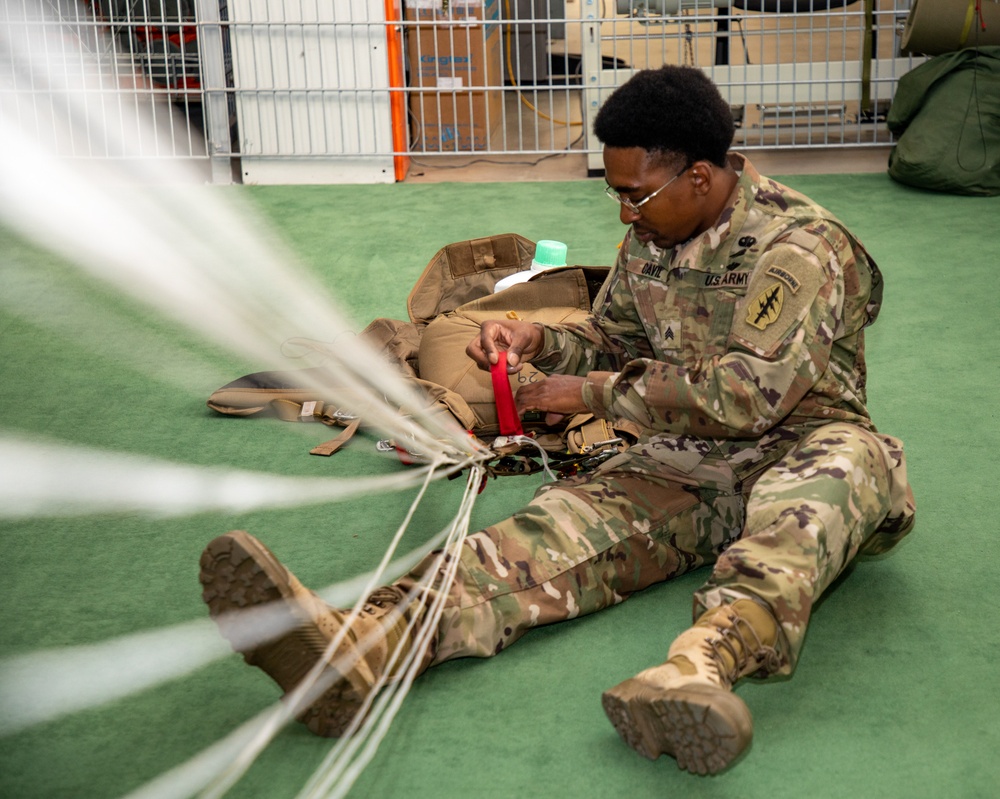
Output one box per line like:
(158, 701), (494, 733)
(207, 234), (640, 476)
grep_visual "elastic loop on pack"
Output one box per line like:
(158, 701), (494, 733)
(490, 352), (523, 437)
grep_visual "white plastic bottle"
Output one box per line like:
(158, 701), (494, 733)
(493, 240), (568, 293)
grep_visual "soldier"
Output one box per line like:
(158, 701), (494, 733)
(199, 66), (915, 775)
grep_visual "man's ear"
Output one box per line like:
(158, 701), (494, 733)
(688, 161), (713, 196)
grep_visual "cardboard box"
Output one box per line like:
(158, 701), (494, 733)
(405, 0), (503, 151)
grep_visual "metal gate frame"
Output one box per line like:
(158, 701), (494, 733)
(3, 0), (930, 184)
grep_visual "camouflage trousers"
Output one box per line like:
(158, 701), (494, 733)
(399, 421), (915, 677)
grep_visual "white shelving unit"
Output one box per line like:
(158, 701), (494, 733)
(228, 0), (396, 184)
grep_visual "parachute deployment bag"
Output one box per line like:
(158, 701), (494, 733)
(206, 234), (626, 461)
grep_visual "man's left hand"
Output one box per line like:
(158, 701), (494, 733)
(515, 375), (589, 425)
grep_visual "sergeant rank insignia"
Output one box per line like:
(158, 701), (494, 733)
(747, 283), (783, 330)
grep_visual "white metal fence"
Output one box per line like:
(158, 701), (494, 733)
(2, 0), (931, 183)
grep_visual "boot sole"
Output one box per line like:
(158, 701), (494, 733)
(601, 678), (753, 775)
(198, 531), (362, 738)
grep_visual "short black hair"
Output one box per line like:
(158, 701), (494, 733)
(593, 66), (735, 167)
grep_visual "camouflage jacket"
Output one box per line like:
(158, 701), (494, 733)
(531, 153), (884, 479)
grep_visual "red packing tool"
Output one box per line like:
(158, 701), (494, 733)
(490, 352), (524, 437)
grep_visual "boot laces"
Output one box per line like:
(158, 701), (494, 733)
(358, 585), (432, 679)
(362, 586), (406, 615)
(705, 611), (781, 686)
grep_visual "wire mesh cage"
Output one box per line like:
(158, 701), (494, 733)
(2, 0), (934, 182)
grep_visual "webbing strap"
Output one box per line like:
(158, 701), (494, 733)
(490, 352), (523, 437)
(310, 417), (362, 456)
(272, 398), (329, 423)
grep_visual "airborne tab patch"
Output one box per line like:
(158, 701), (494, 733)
(765, 265), (800, 293)
(746, 283), (784, 330)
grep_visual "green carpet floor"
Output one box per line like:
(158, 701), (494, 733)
(1, 171), (998, 799)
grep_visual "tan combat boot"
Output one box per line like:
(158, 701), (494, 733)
(198, 530), (432, 737)
(601, 599), (780, 775)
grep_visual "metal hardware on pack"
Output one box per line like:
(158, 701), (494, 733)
(579, 437), (623, 454)
(556, 447), (621, 476)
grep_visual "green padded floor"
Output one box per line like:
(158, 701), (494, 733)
(1, 172), (997, 799)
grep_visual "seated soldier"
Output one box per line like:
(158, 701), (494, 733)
(198, 65), (915, 775)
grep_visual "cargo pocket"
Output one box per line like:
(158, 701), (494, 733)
(859, 433), (917, 556)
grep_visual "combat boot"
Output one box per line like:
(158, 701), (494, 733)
(198, 530), (432, 737)
(601, 598), (780, 775)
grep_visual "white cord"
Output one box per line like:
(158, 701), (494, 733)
(294, 466), (484, 799)
(508, 435), (559, 483)
(195, 458), (450, 799)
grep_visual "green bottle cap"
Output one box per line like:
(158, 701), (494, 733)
(531, 240), (568, 269)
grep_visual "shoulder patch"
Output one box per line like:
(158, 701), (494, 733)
(746, 283), (784, 330)
(730, 246), (825, 358)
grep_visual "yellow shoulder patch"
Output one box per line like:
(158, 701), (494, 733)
(731, 246), (825, 358)
(745, 283), (784, 330)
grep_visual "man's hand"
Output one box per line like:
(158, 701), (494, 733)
(466, 319), (544, 373)
(515, 374), (589, 426)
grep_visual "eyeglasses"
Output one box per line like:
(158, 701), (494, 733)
(604, 164), (690, 215)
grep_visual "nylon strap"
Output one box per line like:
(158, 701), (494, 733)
(490, 352), (523, 436)
(272, 398), (321, 422)
(310, 417), (362, 456)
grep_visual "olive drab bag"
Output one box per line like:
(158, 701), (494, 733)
(206, 233), (637, 465)
(887, 46), (1000, 196)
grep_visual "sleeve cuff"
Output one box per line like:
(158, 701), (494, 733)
(529, 326), (565, 372)
(582, 371), (617, 417)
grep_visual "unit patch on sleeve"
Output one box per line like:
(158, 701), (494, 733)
(746, 283), (783, 330)
(730, 245), (826, 358)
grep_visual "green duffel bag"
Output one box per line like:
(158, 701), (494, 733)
(887, 46), (1000, 196)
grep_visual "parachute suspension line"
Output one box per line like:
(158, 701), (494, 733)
(0, 453), (480, 741)
(296, 464), (484, 799)
(277, 338), (488, 466)
(3, 3), (481, 467)
(196, 457), (453, 799)
(117, 457), (473, 799)
(5, 7), (495, 799)
(507, 435), (558, 483)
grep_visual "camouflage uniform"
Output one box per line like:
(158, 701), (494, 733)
(400, 154), (915, 675)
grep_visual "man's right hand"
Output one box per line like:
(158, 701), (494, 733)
(466, 319), (544, 373)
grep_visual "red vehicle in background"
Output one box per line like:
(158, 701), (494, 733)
(85, 0), (207, 128)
